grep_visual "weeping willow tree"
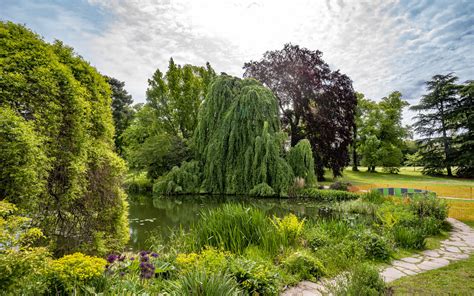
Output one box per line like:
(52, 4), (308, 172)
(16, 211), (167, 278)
(156, 75), (316, 196)
(287, 139), (316, 186)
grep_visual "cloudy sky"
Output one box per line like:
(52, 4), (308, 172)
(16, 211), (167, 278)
(2, 0), (473, 124)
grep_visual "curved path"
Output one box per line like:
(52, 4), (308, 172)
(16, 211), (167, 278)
(282, 218), (474, 296)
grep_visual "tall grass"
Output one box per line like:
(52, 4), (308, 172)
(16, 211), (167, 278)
(192, 204), (280, 254)
(169, 271), (243, 296)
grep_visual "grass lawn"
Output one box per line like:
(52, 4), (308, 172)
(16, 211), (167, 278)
(323, 167), (474, 199)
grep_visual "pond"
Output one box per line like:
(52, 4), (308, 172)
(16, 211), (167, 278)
(127, 194), (346, 251)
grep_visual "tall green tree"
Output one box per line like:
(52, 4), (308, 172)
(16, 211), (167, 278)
(356, 92), (408, 173)
(411, 74), (459, 176)
(0, 22), (128, 256)
(451, 80), (474, 177)
(106, 76), (134, 156)
(123, 59), (215, 179)
(155, 75), (316, 196)
(146, 58), (216, 139)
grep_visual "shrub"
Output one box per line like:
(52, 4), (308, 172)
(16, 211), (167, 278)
(361, 190), (385, 204)
(357, 232), (391, 261)
(299, 188), (359, 201)
(337, 200), (379, 216)
(303, 227), (331, 251)
(249, 183), (276, 197)
(392, 226), (426, 250)
(0, 248), (51, 294)
(153, 161), (202, 195)
(271, 213), (305, 245)
(283, 251), (326, 280)
(329, 181), (351, 191)
(229, 257), (279, 295)
(49, 253), (107, 292)
(175, 248), (231, 274)
(333, 263), (386, 296)
(410, 195), (448, 221)
(124, 171), (153, 193)
(169, 271), (243, 296)
(420, 217), (442, 236)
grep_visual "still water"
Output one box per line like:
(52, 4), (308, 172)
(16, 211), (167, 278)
(128, 194), (338, 251)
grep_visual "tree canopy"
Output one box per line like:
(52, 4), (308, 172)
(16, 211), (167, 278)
(123, 59), (215, 179)
(155, 75), (315, 196)
(0, 22), (128, 255)
(411, 74), (473, 177)
(106, 76), (134, 156)
(243, 44), (357, 180)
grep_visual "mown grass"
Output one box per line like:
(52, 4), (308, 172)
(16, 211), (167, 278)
(389, 254), (474, 295)
(323, 167), (474, 199)
(446, 199), (474, 222)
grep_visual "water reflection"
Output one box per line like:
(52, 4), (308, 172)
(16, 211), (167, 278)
(127, 194), (341, 251)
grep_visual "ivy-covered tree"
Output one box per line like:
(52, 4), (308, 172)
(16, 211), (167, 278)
(0, 22), (128, 256)
(106, 76), (134, 156)
(411, 74), (460, 176)
(243, 44), (357, 180)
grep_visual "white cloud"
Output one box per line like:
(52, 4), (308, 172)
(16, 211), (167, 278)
(3, 0), (473, 126)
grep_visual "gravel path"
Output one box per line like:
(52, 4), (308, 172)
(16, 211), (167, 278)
(282, 218), (474, 296)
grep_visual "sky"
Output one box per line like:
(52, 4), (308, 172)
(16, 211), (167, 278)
(2, 0), (473, 125)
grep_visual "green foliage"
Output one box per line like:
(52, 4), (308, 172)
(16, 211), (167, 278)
(0, 201), (51, 294)
(361, 190), (385, 204)
(392, 226), (426, 250)
(410, 195), (448, 221)
(283, 251), (325, 280)
(169, 271), (243, 296)
(249, 183), (276, 197)
(124, 171), (153, 193)
(356, 92), (408, 173)
(194, 75), (295, 195)
(271, 213), (305, 246)
(299, 188), (359, 201)
(357, 231), (392, 261)
(106, 76), (134, 156)
(0, 106), (48, 211)
(229, 257), (279, 295)
(48, 253), (107, 293)
(287, 139), (316, 186)
(0, 22), (129, 255)
(192, 204), (277, 254)
(123, 105), (191, 179)
(153, 160), (202, 195)
(333, 263), (386, 296)
(175, 248), (231, 274)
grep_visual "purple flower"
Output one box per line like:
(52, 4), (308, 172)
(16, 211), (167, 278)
(130, 257), (135, 261)
(140, 255), (149, 262)
(139, 250), (148, 257)
(120, 272), (126, 277)
(107, 254), (119, 264)
(151, 252), (159, 258)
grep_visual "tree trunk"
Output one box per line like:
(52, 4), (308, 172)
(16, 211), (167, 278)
(439, 100), (452, 176)
(352, 123), (359, 171)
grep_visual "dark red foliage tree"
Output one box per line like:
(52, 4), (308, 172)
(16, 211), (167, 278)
(243, 44), (357, 180)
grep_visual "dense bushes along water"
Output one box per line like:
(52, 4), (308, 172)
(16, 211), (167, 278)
(1, 192), (449, 295)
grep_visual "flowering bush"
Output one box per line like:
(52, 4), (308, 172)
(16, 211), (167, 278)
(272, 213), (305, 245)
(175, 247), (231, 274)
(49, 253), (106, 291)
